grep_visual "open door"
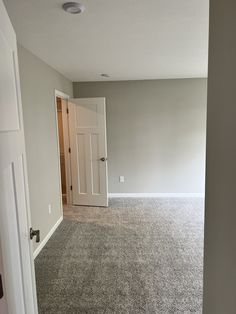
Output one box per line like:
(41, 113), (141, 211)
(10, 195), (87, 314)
(0, 1), (38, 313)
(68, 98), (108, 206)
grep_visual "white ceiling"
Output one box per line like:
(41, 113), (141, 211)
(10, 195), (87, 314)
(4, 0), (209, 82)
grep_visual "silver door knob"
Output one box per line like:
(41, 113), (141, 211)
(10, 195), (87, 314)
(100, 157), (107, 162)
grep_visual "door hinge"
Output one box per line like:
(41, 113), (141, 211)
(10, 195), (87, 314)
(66, 108), (69, 114)
(69, 147), (71, 153)
(70, 185), (73, 191)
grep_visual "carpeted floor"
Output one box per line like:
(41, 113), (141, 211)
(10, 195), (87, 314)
(35, 198), (204, 314)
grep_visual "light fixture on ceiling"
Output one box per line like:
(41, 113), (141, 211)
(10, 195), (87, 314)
(101, 73), (110, 78)
(62, 2), (85, 14)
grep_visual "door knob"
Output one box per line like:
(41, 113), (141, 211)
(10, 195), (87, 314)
(100, 157), (107, 162)
(30, 228), (40, 243)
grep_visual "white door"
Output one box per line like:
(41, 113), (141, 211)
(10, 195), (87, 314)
(68, 98), (108, 206)
(0, 1), (38, 313)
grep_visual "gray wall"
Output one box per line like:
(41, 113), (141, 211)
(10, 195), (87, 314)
(74, 79), (207, 194)
(203, 1), (236, 313)
(18, 45), (73, 251)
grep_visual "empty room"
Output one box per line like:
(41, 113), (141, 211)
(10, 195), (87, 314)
(2, 1), (236, 314)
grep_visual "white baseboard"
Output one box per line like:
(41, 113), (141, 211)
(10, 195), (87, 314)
(33, 216), (63, 259)
(109, 193), (204, 198)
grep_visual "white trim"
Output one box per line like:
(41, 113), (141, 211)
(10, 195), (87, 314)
(55, 89), (70, 100)
(33, 216), (63, 259)
(109, 193), (205, 198)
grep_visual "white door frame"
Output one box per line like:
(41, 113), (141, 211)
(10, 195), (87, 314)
(54, 90), (72, 205)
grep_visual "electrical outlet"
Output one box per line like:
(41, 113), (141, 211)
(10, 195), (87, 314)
(48, 204), (52, 214)
(119, 176), (125, 183)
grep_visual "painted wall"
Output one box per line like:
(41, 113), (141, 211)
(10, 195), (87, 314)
(203, 1), (236, 313)
(74, 79), (207, 194)
(18, 45), (73, 251)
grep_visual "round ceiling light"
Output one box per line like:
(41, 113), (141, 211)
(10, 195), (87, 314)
(62, 2), (85, 14)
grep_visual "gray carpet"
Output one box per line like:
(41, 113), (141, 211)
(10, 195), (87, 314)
(35, 198), (204, 314)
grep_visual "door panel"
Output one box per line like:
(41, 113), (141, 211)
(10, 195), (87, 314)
(91, 133), (100, 194)
(0, 162), (26, 314)
(77, 133), (87, 193)
(69, 98), (108, 206)
(0, 1), (38, 313)
(76, 103), (99, 127)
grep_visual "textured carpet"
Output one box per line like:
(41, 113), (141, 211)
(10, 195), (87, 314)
(35, 198), (204, 314)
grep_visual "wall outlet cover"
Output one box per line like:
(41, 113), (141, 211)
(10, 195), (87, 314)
(119, 176), (125, 183)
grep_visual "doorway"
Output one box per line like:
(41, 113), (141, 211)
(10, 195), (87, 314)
(56, 97), (68, 205)
(55, 91), (72, 208)
(55, 94), (109, 208)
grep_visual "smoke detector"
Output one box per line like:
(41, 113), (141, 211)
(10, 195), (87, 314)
(62, 2), (85, 14)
